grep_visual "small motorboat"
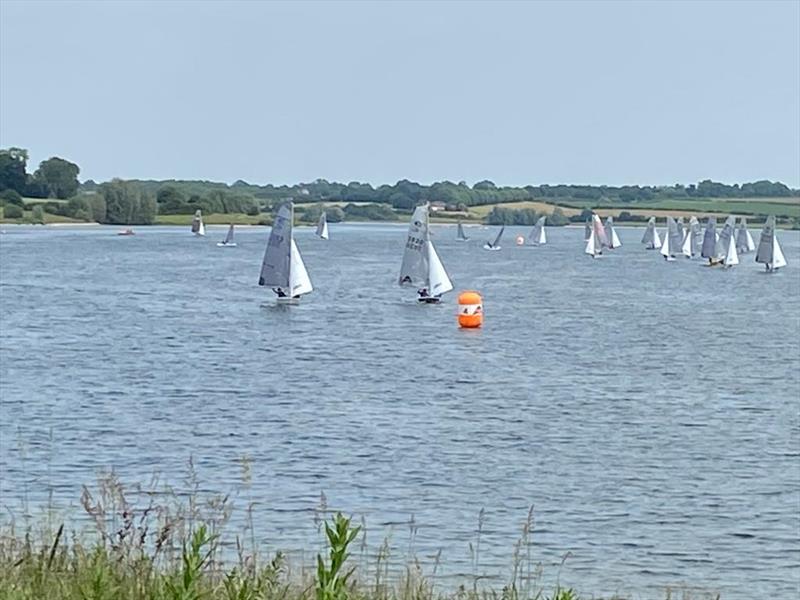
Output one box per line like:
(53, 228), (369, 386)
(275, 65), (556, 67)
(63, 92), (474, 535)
(117, 229), (135, 236)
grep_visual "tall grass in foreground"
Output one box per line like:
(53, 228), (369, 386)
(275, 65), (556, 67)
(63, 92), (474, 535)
(0, 472), (720, 600)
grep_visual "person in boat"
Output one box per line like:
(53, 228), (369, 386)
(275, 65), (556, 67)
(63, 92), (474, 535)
(401, 275), (412, 284)
(273, 288), (287, 298)
(418, 288), (429, 298)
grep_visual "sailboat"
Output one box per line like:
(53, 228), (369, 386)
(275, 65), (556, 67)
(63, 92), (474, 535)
(399, 203), (454, 303)
(689, 216), (702, 256)
(675, 217), (685, 245)
(680, 221), (694, 258)
(721, 228), (739, 268)
(660, 216), (680, 261)
(191, 210), (205, 236)
(456, 220), (469, 241)
(258, 202), (313, 303)
(700, 217), (720, 266)
(735, 217), (755, 253)
(641, 217), (661, 249)
(755, 215), (788, 272)
(716, 216), (737, 266)
(316, 211), (329, 240)
(584, 214), (608, 259)
(584, 218), (592, 242)
(217, 224), (237, 247)
(483, 225), (505, 251)
(527, 216), (547, 245)
(603, 216), (622, 249)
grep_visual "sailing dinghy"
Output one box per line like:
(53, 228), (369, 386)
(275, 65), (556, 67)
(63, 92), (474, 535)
(660, 216), (681, 261)
(483, 225), (505, 251)
(316, 211), (329, 240)
(217, 224), (237, 247)
(716, 216), (737, 266)
(689, 216), (702, 256)
(258, 202), (313, 303)
(191, 210), (206, 236)
(641, 217), (661, 249)
(585, 214), (608, 258)
(603, 216), (622, 249)
(527, 216), (547, 246)
(755, 215), (788, 272)
(456, 220), (469, 241)
(700, 217), (721, 266)
(399, 203), (454, 303)
(736, 217), (755, 254)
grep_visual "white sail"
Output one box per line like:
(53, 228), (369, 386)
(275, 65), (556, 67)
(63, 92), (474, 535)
(675, 217), (685, 244)
(198, 221), (205, 236)
(528, 216), (547, 245)
(584, 228), (598, 256)
(689, 216), (702, 256)
(399, 204), (430, 288)
(259, 203), (293, 289)
(604, 216), (622, 249)
(289, 238), (313, 295)
(316, 212), (329, 240)
(427, 241), (453, 296)
(773, 236), (787, 269)
(660, 223), (672, 258)
(680, 226), (693, 257)
(592, 214), (608, 248)
(724, 233), (739, 266)
(653, 226), (662, 248)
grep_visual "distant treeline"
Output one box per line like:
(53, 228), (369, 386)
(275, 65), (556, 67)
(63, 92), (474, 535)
(2, 146), (798, 225)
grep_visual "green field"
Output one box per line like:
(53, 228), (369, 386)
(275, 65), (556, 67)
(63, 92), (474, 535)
(154, 213), (268, 226)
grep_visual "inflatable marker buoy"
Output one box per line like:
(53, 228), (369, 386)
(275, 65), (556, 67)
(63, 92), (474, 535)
(458, 291), (483, 328)
(516, 235), (524, 245)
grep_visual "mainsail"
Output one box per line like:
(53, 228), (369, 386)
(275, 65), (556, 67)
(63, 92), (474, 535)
(191, 210), (205, 236)
(604, 216), (622, 249)
(399, 203), (453, 296)
(223, 224), (234, 244)
(316, 211), (329, 240)
(675, 217), (685, 245)
(716, 216), (736, 260)
(528, 216), (547, 245)
(701, 217), (717, 259)
(259, 202), (313, 297)
(689, 216), (702, 256)
(584, 219), (591, 242)
(491, 225), (505, 248)
(755, 215), (788, 271)
(585, 214), (606, 256)
(723, 231), (739, 267)
(736, 217), (755, 253)
(457, 220), (468, 241)
(641, 217), (661, 249)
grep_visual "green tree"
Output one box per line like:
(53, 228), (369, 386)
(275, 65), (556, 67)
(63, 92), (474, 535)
(156, 185), (187, 213)
(327, 206), (345, 222)
(100, 180), (156, 224)
(548, 207), (569, 226)
(0, 148), (29, 194)
(33, 157), (80, 199)
(31, 205), (45, 224)
(0, 189), (24, 206)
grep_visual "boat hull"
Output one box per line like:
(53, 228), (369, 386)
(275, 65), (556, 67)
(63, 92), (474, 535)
(216, 242), (237, 247)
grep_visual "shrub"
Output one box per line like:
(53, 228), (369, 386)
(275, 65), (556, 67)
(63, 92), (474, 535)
(0, 189), (24, 206)
(31, 205), (45, 224)
(3, 203), (23, 218)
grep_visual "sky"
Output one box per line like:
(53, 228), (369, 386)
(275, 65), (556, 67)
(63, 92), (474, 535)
(1, 0), (799, 187)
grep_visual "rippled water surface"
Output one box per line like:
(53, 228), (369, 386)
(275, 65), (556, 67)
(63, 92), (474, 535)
(1, 224), (799, 598)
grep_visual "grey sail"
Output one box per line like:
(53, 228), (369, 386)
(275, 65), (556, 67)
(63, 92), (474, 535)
(399, 204), (430, 288)
(584, 219), (591, 241)
(690, 217), (702, 256)
(642, 217), (656, 246)
(716, 216), (736, 259)
(755, 215), (776, 264)
(191, 210), (202, 234)
(701, 217), (717, 258)
(258, 203), (292, 288)
(492, 225), (505, 247)
(667, 216), (681, 254)
(457, 220), (468, 241)
(528, 216), (545, 245)
(224, 224), (234, 244)
(675, 217), (685, 243)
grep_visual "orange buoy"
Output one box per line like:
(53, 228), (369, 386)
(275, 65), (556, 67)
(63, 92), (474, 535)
(515, 235), (524, 245)
(457, 291), (483, 328)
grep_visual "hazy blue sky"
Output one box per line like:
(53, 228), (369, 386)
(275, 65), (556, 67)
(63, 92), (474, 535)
(1, 0), (798, 187)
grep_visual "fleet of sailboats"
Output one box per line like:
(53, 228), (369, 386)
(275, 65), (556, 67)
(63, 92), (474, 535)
(258, 202), (313, 303)
(398, 203), (453, 303)
(181, 204), (791, 305)
(191, 210), (205, 236)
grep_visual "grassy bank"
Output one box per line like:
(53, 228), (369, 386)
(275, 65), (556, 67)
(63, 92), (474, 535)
(0, 474), (722, 600)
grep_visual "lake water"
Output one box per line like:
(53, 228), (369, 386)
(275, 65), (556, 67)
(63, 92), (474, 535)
(1, 223), (798, 598)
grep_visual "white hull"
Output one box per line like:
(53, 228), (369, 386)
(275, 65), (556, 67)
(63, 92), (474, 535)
(483, 244), (501, 251)
(217, 242), (237, 247)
